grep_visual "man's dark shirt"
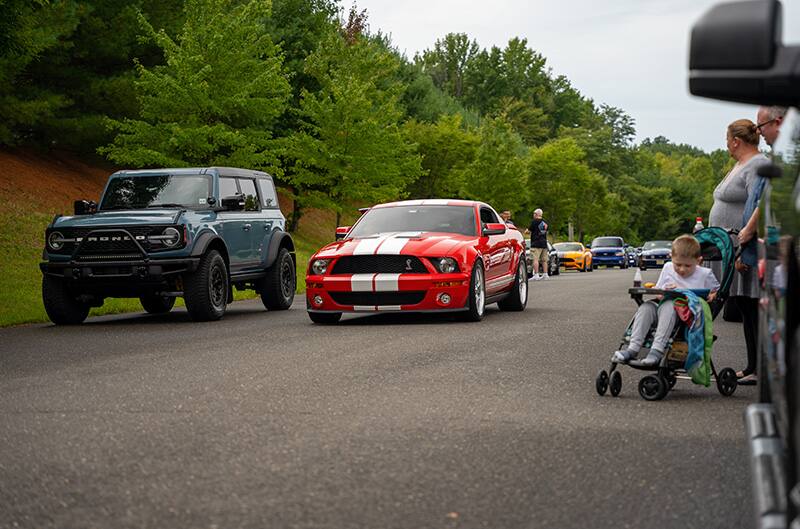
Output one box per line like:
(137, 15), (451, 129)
(529, 218), (548, 248)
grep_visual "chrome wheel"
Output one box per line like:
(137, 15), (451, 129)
(518, 263), (527, 305)
(475, 266), (485, 317)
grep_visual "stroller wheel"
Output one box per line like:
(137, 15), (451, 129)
(638, 374), (667, 401)
(717, 367), (738, 396)
(610, 371), (622, 396)
(595, 369), (609, 396)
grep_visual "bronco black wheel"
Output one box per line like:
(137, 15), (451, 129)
(595, 369), (609, 396)
(42, 275), (90, 325)
(308, 311), (342, 324)
(716, 367), (738, 396)
(458, 261), (485, 322)
(261, 248), (296, 310)
(610, 370), (622, 397)
(498, 258), (527, 311)
(140, 294), (175, 314)
(183, 250), (228, 321)
(638, 374), (667, 401)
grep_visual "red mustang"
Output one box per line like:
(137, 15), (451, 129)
(305, 200), (528, 323)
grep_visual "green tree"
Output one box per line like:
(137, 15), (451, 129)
(0, 0), (83, 145)
(286, 31), (422, 227)
(460, 115), (527, 214)
(404, 114), (479, 198)
(416, 33), (479, 99)
(100, 0), (291, 170)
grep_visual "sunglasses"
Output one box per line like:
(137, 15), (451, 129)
(756, 118), (777, 131)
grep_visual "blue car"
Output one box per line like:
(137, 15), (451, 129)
(590, 236), (627, 269)
(638, 240), (672, 270)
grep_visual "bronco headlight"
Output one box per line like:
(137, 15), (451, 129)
(432, 257), (459, 273)
(47, 231), (65, 251)
(161, 227), (181, 247)
(311, 259), (331, 275)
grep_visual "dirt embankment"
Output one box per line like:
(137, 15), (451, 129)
(0, 149), (342, 241)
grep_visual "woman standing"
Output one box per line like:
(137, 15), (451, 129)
(709, 119), (770, 385)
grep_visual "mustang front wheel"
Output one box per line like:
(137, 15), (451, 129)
(459, 261), (485, 322)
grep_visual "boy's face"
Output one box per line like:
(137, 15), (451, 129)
(672, 254), (701, 278)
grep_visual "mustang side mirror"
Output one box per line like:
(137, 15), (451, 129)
(335, 226), (350, 241)
(482, 222), (507, 236)
(74, 200), (97, 215)
(221, 195), (245, 211)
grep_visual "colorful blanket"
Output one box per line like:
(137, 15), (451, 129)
(671, 290), (713, 386)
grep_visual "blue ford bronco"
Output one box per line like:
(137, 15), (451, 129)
(40, 167), (296, 324)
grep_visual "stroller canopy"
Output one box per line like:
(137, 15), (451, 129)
(695, 226), (736, 299)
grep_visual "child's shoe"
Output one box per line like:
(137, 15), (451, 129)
(638, 349), (664, 367)
(612, 349), (635, 363)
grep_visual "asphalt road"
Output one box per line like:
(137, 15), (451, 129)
(0, 267), (756, 529)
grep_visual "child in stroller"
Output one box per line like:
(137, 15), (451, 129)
(596, 229), (739, 400)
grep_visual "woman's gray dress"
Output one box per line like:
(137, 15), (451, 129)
(708, 153), (770, 298)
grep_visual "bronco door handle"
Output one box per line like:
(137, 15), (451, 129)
(243, 223), (251, 231)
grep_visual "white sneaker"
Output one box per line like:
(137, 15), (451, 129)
(531, 274), (541, 281)
(541, 274), (550, 280)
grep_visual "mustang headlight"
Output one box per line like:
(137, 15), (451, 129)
(311, 259), (331, 275)
(432, 257), (459, 273)
(47, 231), (65, 250)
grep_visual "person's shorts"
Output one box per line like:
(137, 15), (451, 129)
(530, 247), (548, 264)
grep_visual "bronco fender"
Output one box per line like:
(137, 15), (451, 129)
(264, 230), (295, 269)
(191, 231), (229, 262)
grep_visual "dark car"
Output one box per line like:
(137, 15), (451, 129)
(40, 167), (297, 324)
(638, 240), (672, 270)
(525, 239), (559, 277)
(689, 2), (800, 526)
(590, 236), (627, 269)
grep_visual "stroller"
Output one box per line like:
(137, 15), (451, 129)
(595, 227), (739, 401)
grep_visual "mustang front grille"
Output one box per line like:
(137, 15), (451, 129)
(331, 255), (428, 274)
(329, 291), (426, 306)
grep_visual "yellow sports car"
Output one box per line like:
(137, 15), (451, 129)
(553, 242), (593, 272)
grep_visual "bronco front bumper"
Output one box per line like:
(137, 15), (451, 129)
(40, 257), (200, 281)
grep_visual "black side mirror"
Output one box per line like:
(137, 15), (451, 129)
(757, 162), (783, 179)
(74, 200), (97, 215)
(207, 196), (217, 206)
(221, 195), (245, 211)
(689, 0), (800, 106)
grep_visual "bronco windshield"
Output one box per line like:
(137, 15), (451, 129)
(100, 174), (212, 210)
(347, 205), (476, 238)
(554, 243), (583, 252)
(643, 240), (671, 250)
(591, 237), (623, 248)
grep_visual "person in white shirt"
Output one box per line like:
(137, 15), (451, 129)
(612, 235), (720, 367)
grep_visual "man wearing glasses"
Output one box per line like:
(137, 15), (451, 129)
(756, 106), (787, 147)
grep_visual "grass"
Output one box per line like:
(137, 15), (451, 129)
(0, 198), (329, 327)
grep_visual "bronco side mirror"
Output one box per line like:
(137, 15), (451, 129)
(74, 200), (97, 215)
(221, 195), (245, 211)
(335, 226), (350, 241)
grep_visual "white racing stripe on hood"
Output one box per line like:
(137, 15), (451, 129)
(376, 232), (419, 254)
(353, 236), (388, 255)
(374, 273), (400, 292)
(350, 274), (375, 292)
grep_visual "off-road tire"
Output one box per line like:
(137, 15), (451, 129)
(308, 311), (342, 324)
(42, 274), (90, 325)
(498, 259), (527, 311)
(183, 250), (228, 321)
(458, 261), (486, 322)
(261, 248), (295, 310)
(140, 294), (175, 314)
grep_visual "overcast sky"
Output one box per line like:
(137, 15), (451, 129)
(355, 0), (799, 153)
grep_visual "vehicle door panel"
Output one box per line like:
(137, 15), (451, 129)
(217, 176), (250, 273)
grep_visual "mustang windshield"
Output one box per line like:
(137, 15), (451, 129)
(100, 174), (212, 210)
(554, 243), (583, 252)
(348, 205), (476, 238)
(592, 237), (623, 248)
(643, 241), (671, 250)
